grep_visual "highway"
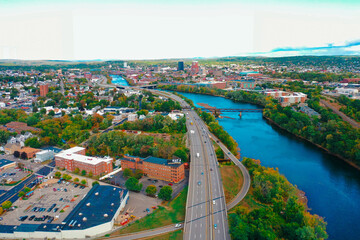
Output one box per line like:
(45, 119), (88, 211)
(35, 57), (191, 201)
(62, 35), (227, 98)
(153, 90), (230, 240)
(208, 132), (251, 210)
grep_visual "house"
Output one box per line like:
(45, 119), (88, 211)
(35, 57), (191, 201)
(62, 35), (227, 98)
(4, 143), (21, 155)
(21, 147), (41, 159)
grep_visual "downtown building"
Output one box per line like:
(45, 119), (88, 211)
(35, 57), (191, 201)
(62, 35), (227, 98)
(55, 147), (113, 176)
(121, 155), (185, 183)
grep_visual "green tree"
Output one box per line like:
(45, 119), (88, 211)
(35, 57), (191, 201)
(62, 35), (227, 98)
(54, 171), (61, 178)
(125, 177), (143, 192)
(24, 187), (31, 193)
(158, 185), (173, 201)
(74, 168), (80, 174)
(0, 130), (10, 144)
(24, 137), (41, 148)
(123, 168), (133, 178)
(81, 170), (86, 176)
(2, 200), (12, 209)
(48, 110), (55, 116)
(173, 149), (187, 162)
(88, 171), (93, 178)
(145, 185), (157, 197)
(134, 169), (143, 179)
(92, 181), (99, 187)
(74, 177), (79, 183)
(81, 179), (87, 185)
(18, 191), (25, 197)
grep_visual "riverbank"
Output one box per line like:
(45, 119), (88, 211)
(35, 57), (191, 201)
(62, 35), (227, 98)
(160, 85), (360, 170)
(263, 115), (360, 171)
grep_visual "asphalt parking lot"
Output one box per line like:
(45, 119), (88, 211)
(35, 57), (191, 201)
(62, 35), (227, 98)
(1, 178), (90, 225)
(0, 167), (29, 187)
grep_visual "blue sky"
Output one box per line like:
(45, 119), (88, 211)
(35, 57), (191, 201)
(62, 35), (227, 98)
(0, 0), (359, 60)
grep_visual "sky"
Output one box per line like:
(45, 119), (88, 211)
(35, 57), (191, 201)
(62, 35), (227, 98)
(0, 0), (359, 60)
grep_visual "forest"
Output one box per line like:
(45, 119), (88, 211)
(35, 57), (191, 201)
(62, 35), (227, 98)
(229, 157), (327, 240)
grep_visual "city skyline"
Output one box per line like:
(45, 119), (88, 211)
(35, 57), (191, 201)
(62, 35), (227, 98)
(0, 0), (359, 60)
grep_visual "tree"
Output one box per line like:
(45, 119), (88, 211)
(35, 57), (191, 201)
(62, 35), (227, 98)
(2, 201), (12, 209)
(81, 179), (87, 185)
(92, 181), (99, 187)
(134, 169), (143, 179)
(146, 185), (157, 197)
(173, 149), (187, 162)
(40, 108), (46, 115)
(20, 152), (27, 159)
(24, 187), (31, 193)
(81, 170), (86, 176)
(74, 168), (80, 174)
(123, 168), (133, 178)
(125, 177), (143, 192)
(0, 130), (10, 144)
(13, 151), (20, 158)
(48, 110), (55, 116)
(54, 171), (61, 179)
(158, 185), (173, 201)
(74, 177), (79, 182)
(88, 171), (93, 178)
(18, 191), (25, 197)
(24, 137), (41, 148)
(0, 207), (3, 215)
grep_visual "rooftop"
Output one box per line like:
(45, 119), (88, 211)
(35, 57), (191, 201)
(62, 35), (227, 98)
(0, 159), (14, 168)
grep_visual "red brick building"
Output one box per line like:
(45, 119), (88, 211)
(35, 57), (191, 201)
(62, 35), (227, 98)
(121, 155), (185, 183)
(39, 84), (49, 97)
(55, 147), (113, 176)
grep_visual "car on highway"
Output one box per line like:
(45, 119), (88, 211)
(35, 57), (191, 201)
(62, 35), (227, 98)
(175, 223), (182, 228)
(168, 183), (173, 186)
(198, 181), (201, 185)
(201, 172), (204, 175)
(213, 200), (216, 205)
(214, 224), (217, 229)
(210, 168), (213, 171)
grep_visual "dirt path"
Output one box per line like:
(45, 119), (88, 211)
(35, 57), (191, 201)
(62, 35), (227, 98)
(320, 99), (360, 128)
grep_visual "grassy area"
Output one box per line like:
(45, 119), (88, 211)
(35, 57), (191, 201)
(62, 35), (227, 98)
(112, 187), (187, 235)
(138, 230), (183, 240)
(220, 164), (243, 203)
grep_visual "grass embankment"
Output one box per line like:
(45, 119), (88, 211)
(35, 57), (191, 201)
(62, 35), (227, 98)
(138, 230), (183, 240)
(113, 187), (187, 235)
(220, 164), (243, 203)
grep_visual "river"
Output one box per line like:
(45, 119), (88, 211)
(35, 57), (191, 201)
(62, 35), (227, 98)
(177, 92), (360, 240)
(111, 74), (129, 86)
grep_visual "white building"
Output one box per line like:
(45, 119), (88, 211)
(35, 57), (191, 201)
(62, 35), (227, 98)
(335, 87), (359, 96)
(35, 150), (54, 163)
(128, 113), (138, 122)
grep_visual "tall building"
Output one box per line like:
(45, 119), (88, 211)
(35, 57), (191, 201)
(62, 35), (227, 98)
(39, 84), (49, 97)
(191, 61), (199, 74)
(178, 61), (184, 71)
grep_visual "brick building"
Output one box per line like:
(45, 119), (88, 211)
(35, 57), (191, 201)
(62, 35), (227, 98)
(39, 84), (49, 97)
(121, 155), (185, 183)
(55, 147), (113, 176)
(21, 147), (41, 159)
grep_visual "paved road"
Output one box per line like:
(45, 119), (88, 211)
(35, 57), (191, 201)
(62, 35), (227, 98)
(106, 225), (181, 240)
(320, 99), (360, 128)
(0, 174), (36, 205)
(153, 90), (230, 240)
(208, 133), (251, 210)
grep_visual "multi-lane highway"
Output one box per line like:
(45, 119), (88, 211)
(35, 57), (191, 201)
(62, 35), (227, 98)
(152, 90), (230, 240)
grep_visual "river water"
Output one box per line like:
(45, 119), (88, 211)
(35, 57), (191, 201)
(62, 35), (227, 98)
(177, 92), (360, 240)
(111, 74), (129, 86)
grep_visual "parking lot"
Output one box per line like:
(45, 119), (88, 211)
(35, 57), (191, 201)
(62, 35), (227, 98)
(116, 191), (162, 224)
(0, 167), (29, 187)
(1, 178), (90, 225)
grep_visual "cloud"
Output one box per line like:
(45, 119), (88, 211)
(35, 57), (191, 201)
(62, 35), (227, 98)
(267, 40), (360, 56)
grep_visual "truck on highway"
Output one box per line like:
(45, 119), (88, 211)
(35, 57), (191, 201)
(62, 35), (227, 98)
(190, 121), (193, 125)
(190, 130), (195, 134)
(196, 153), (200, 158)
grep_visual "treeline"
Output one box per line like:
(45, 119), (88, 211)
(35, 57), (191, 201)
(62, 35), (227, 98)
(117, 115), (186, 134)
(268, 71), (355, 82)
(198, 110), (238, 155)
(36, 114), (112, 146)
(337, 95), (360, 122)
(227, 90), (360, 167)
(86, 131), (188, 161)
(229, 157), (327, 240)
(159, 84), (225, 96)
